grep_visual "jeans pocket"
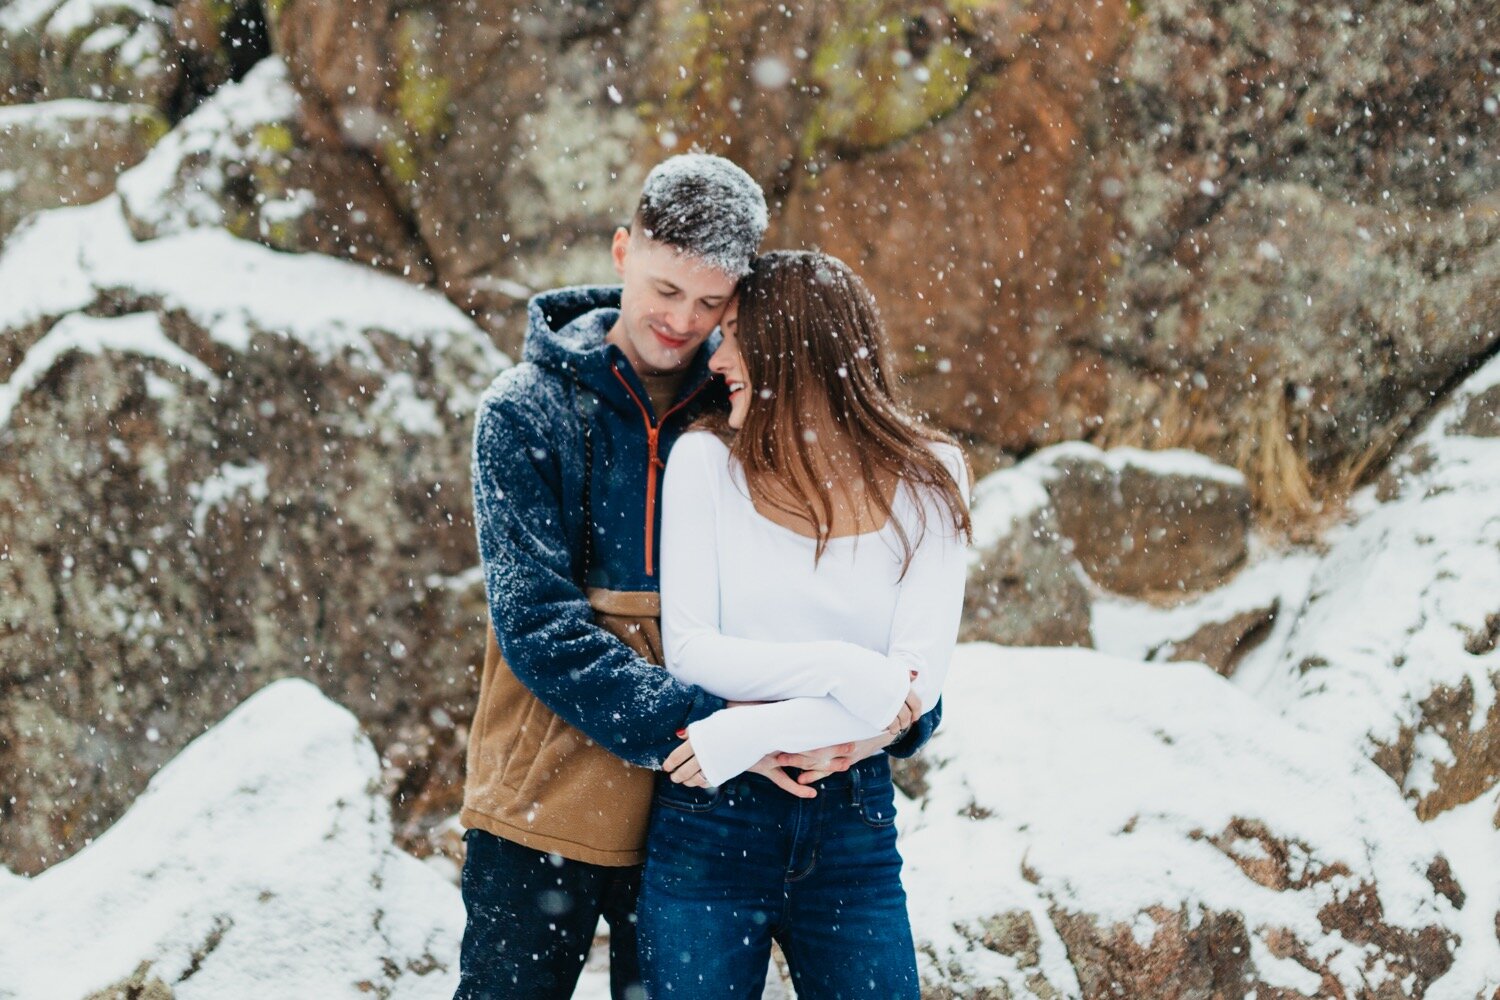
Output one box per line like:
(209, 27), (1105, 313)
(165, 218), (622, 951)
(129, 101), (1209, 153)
(654, 780), (725, 814)
(858, 782), (898, 828)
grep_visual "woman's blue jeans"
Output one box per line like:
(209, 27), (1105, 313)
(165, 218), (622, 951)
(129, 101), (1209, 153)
(637, 755), (919, 998)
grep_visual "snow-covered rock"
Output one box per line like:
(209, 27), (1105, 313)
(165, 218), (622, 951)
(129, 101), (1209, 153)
(1093, 544), (1322, 678)
(0, 193), (507, 873)
(904, 645), (1468, 999)
(0, 678), (461, 999)
(114, 57), (427, 277)
(962, 441), (1253, 647)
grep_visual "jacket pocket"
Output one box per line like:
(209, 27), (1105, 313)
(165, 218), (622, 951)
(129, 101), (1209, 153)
(499, 696), (550, 793)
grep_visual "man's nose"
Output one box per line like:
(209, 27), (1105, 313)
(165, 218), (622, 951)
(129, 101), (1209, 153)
(666, 301), (698, 334)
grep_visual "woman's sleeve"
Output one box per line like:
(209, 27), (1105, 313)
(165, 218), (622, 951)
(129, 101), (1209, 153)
(684, 442), (972, 786)
(880, 443), (971, 714)
(659, 433), (909, 730)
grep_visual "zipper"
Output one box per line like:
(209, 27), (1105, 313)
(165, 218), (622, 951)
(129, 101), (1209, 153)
(611, 364), (711, 577)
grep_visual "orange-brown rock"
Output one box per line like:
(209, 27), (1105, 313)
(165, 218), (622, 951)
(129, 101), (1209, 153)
(256, 0), (1498, 511)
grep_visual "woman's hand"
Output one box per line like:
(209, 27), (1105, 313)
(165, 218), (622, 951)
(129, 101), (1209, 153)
(664, 739), (818, 799)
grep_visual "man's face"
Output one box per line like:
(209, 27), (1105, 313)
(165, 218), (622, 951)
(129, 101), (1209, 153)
(608, 227), (738, 377)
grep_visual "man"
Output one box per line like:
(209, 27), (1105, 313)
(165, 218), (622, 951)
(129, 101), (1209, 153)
(458, 153), (942, 999)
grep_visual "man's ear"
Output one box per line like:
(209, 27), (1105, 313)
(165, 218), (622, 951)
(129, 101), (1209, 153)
(611, 227), (631, 277)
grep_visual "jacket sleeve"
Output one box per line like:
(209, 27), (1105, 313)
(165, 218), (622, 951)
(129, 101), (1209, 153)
(472, 379), (725, 768)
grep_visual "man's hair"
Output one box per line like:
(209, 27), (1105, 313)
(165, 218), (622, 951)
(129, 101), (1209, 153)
(632, 153), (768, 278)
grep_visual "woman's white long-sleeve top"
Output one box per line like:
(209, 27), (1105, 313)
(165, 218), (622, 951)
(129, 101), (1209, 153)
(659, 431), (970, 787)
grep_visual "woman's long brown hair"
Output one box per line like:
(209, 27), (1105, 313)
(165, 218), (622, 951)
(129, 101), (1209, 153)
(722, 250), (971, 574)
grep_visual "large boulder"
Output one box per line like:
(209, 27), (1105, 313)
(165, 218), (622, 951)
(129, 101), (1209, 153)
(265, 0), (650, 346)
(962, 465), (1093, 648)
(0, 99), (166, 239)
(1078, 0), (1499, 507)
(1238, 353), (1500, 821)
(1030, 442), (1251, 595)
(904, 646), (1470, 998)
(3, 0), (1455, 503)
(0, 679), (462, 998)
(0, 0), (180, 109)
(0, 194), (507, 874)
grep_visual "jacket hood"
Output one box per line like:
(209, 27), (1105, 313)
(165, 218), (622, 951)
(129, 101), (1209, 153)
(523, 284), (720, 411)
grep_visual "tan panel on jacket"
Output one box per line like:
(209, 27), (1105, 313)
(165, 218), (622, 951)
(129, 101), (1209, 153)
(460, 589), (667, 867)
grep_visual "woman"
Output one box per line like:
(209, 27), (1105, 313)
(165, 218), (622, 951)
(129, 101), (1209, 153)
(638, 250), (972, 997)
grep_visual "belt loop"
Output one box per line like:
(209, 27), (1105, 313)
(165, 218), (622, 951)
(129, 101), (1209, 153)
(849, 763), (863, 805)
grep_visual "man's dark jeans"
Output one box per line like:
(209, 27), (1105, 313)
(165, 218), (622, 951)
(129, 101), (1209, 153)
(455, 829), (643, 1000)
(637, 756), (919, 999)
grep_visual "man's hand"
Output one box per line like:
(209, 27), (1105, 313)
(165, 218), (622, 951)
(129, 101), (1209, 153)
(776, 731), (898, 785)
(749, 754), (817, 799)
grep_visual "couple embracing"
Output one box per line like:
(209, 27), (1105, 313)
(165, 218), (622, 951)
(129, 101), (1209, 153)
(457, 153), (972, 999)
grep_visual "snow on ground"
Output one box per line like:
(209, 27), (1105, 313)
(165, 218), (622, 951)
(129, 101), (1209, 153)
(1091, 538), (1320, 672)
(1235, 352), (1500, 805)
(903, 645), (1466, 998)
(1422, 784), (1500, 997)
(0, 679), (461, 999)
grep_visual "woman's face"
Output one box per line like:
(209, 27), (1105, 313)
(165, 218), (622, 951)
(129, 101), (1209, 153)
(708, 298), (750, 429)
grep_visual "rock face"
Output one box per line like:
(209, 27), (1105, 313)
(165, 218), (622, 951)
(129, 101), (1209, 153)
(1081, 0), (1500, 507)
(0, 679), (463, 998)
(1238, 353), (1500, 822)
(902, 646), (1466, 999)
(5, 0), (1483, 507)
(1030, 442), (1252, 595)
(962, 467), (1093, 648)
(0, 193), (506, 874)
(254, 0), (1496, 505)
(0, 99), (167, 239)
(264, 0), (650, 345)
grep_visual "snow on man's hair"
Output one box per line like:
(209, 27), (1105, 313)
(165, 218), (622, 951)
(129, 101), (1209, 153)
(634, 153), (768, 278)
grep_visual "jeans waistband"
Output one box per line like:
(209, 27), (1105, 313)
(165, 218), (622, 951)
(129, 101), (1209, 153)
(740, 752), (891, 792)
